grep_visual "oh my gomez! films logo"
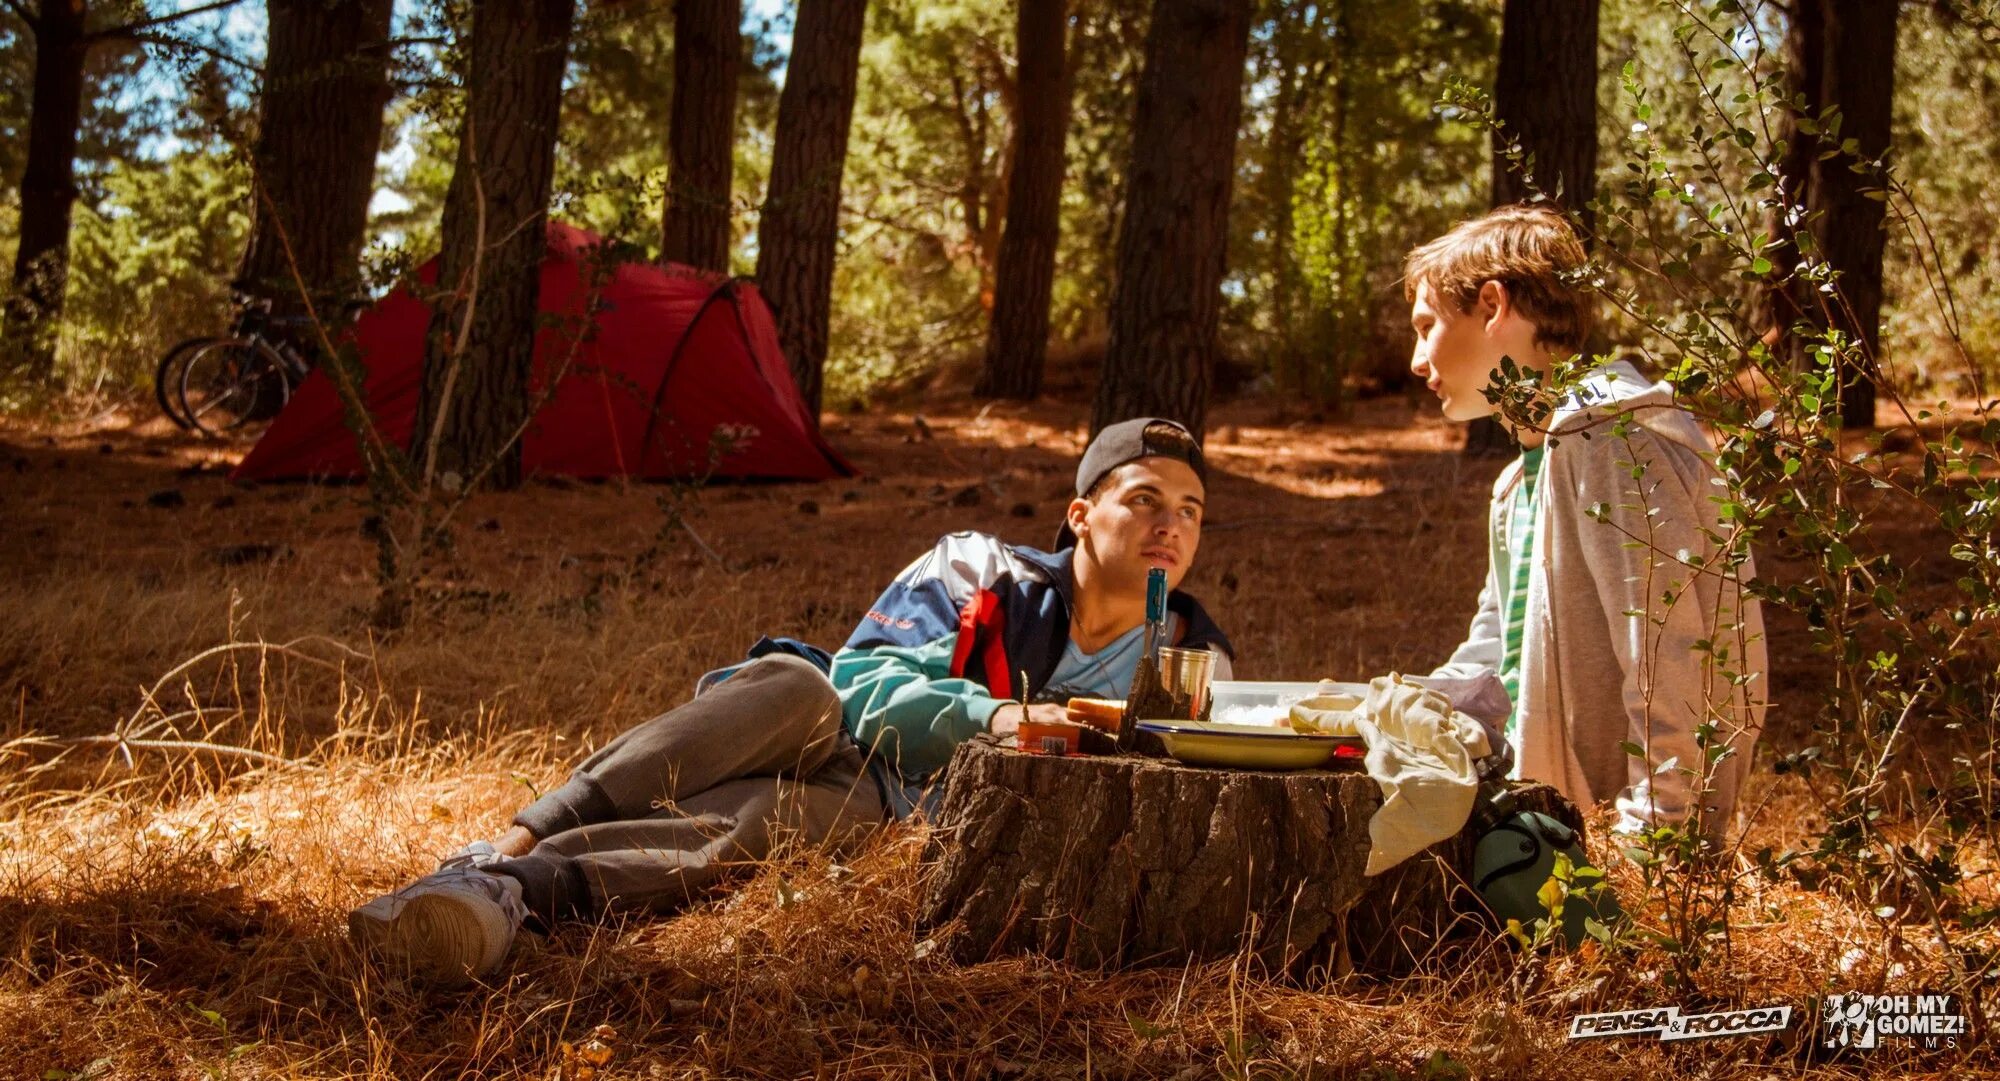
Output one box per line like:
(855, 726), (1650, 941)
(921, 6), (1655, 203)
(1821, 992), (1971, 1051)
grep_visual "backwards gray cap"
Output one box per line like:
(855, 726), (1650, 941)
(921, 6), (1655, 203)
(1053, 417), (1206, 550)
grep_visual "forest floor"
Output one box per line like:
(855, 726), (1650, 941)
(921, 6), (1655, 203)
(0, 386), (1992, 1079)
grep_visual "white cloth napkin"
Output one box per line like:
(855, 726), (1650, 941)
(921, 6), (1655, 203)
(1291, 674), (1493, 875)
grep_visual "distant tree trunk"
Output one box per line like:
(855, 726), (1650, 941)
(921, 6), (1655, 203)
(663, 0), (741, 271)
(1265, 55), (1303, 394)
(974, 0), (1072, 400)
(1316, 0), (1358, 413)
(236, 0), (394, 317)
(411, 0), (576, 491)
(1808, 0), (1896, 429)
(1091, 0), (1254, 437)
(755, 0), (868, 421)
(3, 0), (89, 384)
(1753, 0), (1823, 353)
(949, 43), (1015, 317)
(1262, 2), (1316, 400)
(1262, 2), (1367, 402)
(1466, 0), (1599, 456)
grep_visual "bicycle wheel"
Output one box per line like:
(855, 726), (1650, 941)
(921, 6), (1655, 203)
(154, 336), (223, 429)
(179, 339), (292, 436)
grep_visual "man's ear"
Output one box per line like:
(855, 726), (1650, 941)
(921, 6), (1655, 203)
(1478, 279), (1510, 333)
(1066, 497), (1092, 537)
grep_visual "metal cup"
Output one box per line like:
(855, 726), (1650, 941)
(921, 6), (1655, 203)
(1155, 646), (1217, 719)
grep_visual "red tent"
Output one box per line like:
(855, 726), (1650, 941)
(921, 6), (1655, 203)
(232, 223), (854, 482)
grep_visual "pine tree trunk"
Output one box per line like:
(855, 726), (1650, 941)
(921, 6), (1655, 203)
(1465, 0), (1600, 457)
(1091, 0), (1254, 437)
(1489, 0), (1599, 225)
(1810, 0), (1896, 429)
(664, 0), (741, 272)
(1266, 53), (1302, 397)
(974, 0), (1072, 400)
(1753, 0), (1823, 355)
(1318, 0), (1356, 413)
(755, 0), (868, 421)
(4, 0), (88, 384)
(411, 0), (576, 492)
(236, 0), (395, 318)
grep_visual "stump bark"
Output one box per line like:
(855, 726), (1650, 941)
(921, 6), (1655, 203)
(918, 736), (1581, 977)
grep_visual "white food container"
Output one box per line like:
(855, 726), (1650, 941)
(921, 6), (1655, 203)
(1206, 680), (1369, 726)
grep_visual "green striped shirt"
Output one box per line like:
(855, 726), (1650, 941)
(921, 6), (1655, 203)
(1499, 446), (1545, 734)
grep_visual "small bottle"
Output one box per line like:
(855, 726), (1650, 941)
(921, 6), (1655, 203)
(1119, 568), (1171, 752)
(1140, 567), (1167, 662)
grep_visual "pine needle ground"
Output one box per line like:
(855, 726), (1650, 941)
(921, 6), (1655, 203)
(2, 397), (1990, 1079)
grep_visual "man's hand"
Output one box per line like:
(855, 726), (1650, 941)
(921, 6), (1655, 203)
(988, 702), (1069, 736)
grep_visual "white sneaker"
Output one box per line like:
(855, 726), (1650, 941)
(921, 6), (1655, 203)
(349, 866), (526, 986)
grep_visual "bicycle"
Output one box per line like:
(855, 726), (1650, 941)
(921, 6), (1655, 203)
(155, 294), (319, 436)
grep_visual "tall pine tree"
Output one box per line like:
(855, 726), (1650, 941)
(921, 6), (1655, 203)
(5, 0), (246, 383)
(755, 0), (868, 421)
(1756, 0), (1895, 429)
(975, 0), (1072, 400)
(236, 0), (394, 315)
(1808, 0), (1896, 428)
(1464, 0), (1598, 456)
(664, 0), (741, 271)
(1092, 0), (1254, 436)
(411, 0), (577, 490)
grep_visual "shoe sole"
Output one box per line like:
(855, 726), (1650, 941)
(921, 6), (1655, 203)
(348, 891), (501, 988)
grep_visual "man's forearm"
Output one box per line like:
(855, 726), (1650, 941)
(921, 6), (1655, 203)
(987, 702), (1068, 735)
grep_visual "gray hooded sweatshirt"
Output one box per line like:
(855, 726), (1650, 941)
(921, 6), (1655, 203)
(1432, 360), (1768, 842)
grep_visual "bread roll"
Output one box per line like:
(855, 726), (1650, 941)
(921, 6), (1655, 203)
(1064, 697), (1125, 731)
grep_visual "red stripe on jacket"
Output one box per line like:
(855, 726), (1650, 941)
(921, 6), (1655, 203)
(950, 588), (1014, 698)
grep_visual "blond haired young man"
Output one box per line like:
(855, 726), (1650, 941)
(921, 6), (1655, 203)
(1405, 204), (1765, 843)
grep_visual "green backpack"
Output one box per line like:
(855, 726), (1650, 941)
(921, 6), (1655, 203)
(1472, 809), (1624, 948)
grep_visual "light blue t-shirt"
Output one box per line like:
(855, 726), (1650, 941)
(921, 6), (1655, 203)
(1037, 614), (1180, 702)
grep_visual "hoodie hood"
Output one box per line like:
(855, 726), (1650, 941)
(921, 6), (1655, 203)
(1547, 358), (1713, 458)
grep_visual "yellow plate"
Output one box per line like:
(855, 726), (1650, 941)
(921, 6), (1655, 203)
(1136, 720), (1361, 770)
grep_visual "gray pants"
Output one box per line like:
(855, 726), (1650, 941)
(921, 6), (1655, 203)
(492, 654), (887, 927)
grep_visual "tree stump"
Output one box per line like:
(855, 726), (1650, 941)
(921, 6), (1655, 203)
(917, 735), (1582, 977)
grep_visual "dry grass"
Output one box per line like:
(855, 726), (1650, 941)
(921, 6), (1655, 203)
(0, 394), (1990, 1079)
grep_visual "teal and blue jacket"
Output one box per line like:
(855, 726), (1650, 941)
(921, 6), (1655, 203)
(831, 530), (1234, 817)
